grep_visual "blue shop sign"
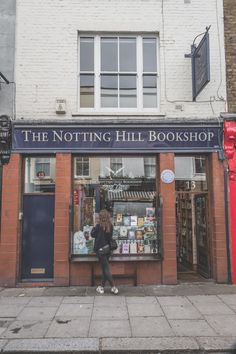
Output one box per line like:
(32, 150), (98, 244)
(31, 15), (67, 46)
(12, 125), (221, 153)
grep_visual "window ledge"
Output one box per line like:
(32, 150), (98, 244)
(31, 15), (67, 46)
(71, 112), (166, 118)
(70, 255), (162, 262)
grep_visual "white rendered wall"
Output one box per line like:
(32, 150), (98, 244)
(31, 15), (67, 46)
(15, 0), (226, 120)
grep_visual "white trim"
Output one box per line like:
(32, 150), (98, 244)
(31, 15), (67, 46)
(74, 156), (90, 178)
(78, 33), (159, 113)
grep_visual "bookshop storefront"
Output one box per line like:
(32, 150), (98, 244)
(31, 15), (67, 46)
(0, 120), (228, 286)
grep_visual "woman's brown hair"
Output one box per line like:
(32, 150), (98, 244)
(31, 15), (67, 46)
(99, 209), (112, 233)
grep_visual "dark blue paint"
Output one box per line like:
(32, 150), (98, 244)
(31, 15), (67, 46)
(21, 195), (54, 279)
(13, 126), (221, 152)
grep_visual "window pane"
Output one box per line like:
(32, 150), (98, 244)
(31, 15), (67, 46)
(101, 74), (118, 107)
(80, 37), (94, 71)
(143, 38), (157, 72)
(80, 74), (94, 108)
(143, 75), (157, 108)
(175, 156), (208, 191)
(76, 157), (90, 176)
(119, 38), (136, 72)
(101, 37), (118, 71)
(24, 157), (56, 193)
(120, 75), (137, 108)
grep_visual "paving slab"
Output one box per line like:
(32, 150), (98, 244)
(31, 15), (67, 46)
(0, 340), (7, 351)
(0, 305), (25, 318)
(130, 316), (175, 337)
(101, 337), (200, 352)
(89, 319), (131, 337)
(56, 303), (93, 317)
(46, 317), (90, 338)
(94, 296), (126, 307)
(62, 296), (94, 304)
(127, 303), (164, 317)
(26, 296), (63, 307)
(16, 306), (58, 321)
(161, 304), (203, 320)
(205, 315), (236, 336)
(196, 336), (236, 351)
(92, 306), (128, 320)
(126, 296), (158, 304)
(114, 286), (146, 297)
(0, 288), (45, 297)
(218, 294), (236, 312)
(198, 284), (236, 295)
(1, 320), (50, 339)
(42, 286), (87, 297)
(2, 338), (99, 353)
(169, 319), (217, 336)
(157, 296), (192, 307)
(0, 297), (31, 305)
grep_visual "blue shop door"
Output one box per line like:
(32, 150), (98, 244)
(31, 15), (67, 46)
(21, 195), (55, 280)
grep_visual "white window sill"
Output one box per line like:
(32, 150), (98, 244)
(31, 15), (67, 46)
(72, 112), (166, 117)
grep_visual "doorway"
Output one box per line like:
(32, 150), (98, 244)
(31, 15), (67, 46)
(21, 157), (56, 281)
(175, 155), (211, 282)
(21, 195), (55, 280)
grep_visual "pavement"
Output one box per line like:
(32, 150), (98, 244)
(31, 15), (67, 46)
(0, 283), (236, 353)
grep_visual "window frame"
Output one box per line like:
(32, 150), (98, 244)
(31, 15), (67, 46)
(74, 156), (90, 178)
(78, 33), (160, 112)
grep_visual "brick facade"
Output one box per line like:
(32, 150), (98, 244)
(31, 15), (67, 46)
(0, 154), (21, 286)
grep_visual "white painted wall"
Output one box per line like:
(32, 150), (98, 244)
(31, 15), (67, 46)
(15, 0), (226, 120)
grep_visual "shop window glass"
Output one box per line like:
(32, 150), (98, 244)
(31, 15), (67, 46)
(75, 157), (90, 177)
(24, 157), (56, 193)
(72, 156), (159, 257)
(175, 156), (208, 192)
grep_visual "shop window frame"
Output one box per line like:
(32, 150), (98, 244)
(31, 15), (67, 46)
(71, 154), (162, 261)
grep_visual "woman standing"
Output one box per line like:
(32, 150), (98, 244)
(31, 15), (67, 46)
(91, 209), (118, 295)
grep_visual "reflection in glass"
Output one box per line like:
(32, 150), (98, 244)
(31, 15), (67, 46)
(119, 38), (136, 72)
(120, 75), (137, 108)
(80, 37), (94, 71)
(143, 75), (157, 108)
(101, 74), (118, 107)
(101, 37), (118, 71)
(143, 38), (157, 72)
(175, 156), (208, 191)
(24, 157), (56, 193)
(75, 157), (90, 177)
(80, 74), (94, 108)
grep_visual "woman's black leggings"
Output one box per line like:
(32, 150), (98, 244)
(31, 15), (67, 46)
(98, 255), (114, 287)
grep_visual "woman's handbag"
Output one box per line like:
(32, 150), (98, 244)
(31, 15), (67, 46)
(98, 244), (111, 256)
(110, 238), (118, 251)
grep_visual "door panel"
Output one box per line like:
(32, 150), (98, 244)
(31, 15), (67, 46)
(21, 195), (54, 279)
(195, 194), (210, 278)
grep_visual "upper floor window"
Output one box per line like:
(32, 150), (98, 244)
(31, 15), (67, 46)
(79, 35), (159, 111)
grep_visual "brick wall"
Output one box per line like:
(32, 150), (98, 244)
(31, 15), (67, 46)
(15, 0), (226, 120)
(54, 153), (72, 286)
(224, 0), (236, 112)
(0, 154), (21, 286)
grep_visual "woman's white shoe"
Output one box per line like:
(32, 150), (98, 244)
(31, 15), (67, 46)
(111, 286), (119, 295)
(96, 286), (104, 294)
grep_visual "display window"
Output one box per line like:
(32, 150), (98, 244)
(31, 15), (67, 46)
(72, 156), (160, 257)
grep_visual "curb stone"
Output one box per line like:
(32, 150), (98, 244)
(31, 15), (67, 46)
(1, 338), (99, 353)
